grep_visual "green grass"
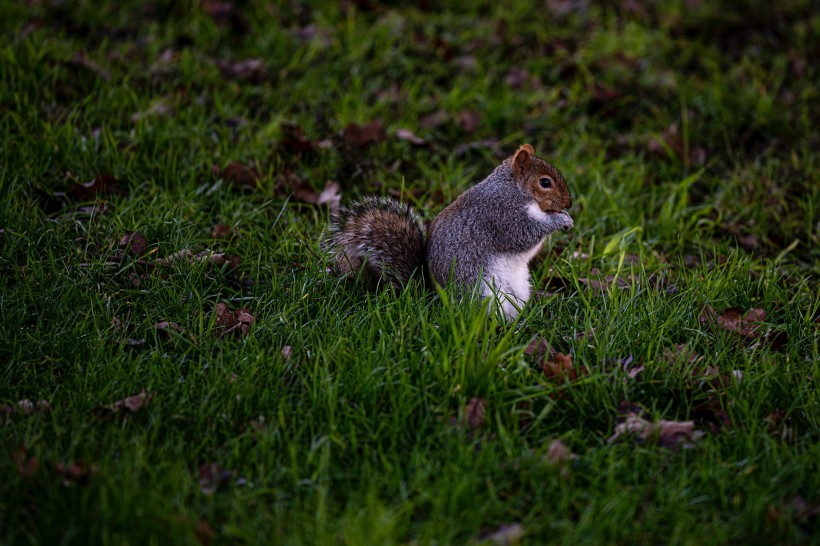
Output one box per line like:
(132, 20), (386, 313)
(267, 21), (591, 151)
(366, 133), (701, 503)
(1, 1), (819, 544)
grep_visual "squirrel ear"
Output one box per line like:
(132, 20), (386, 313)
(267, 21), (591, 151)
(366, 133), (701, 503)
(513, 144), (534, 180)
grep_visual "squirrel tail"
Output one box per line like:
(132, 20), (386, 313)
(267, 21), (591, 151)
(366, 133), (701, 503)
(322, 196), (426, 289)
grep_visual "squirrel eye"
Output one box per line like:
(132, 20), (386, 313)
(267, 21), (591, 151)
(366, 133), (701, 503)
(539, 177), (553, 189)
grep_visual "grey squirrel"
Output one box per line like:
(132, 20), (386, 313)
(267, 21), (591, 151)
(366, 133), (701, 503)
(323, 144), (574, 319)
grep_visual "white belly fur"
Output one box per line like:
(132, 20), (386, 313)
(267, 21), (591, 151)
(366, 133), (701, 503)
(483, 239), (545, 319)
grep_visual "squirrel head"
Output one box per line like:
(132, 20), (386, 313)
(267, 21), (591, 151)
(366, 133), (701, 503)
(511, 144), (573, 213)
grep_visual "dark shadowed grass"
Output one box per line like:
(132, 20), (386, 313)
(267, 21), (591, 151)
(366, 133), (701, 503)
(1, 1), (818, 544)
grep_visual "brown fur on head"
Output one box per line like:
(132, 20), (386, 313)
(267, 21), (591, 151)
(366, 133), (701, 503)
(512, 144), (573, 213)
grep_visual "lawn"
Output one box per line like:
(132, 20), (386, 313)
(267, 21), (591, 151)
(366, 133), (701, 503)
(1, 1), (818, 544)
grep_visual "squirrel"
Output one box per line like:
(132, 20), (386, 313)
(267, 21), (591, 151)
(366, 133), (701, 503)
(322, 144), (574, 320)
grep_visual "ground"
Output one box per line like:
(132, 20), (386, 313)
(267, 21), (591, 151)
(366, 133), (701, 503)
(1, 1), (818, 545)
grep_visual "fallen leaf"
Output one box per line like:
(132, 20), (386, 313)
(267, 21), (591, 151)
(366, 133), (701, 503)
(68, 174), (122, 200)
(395, 128), (426, 146)
(659, 344), (702, 366)
(149, 48), (176, 75)
(66, 52), (110, 80)
(281, 346), (293, 360)
(543, 352), (582, 382)
(648, 123), (707, 166)
(765, 409), (793, 442)
(131, 101), (173, 123)
(96, 389), (153, 417)
(191, 251), (241, 271)
(202, 0), (249, 32)
(291, 23), (334, 47)
(212, 301), (254, 339)
(342, 120), (387, 148)
(291, 180), (342, 213)
(524, 337), (554, 366)
(154, 321), (186, 341)
(220, 161), (262, 190)
(199, 462), (234, 494)
(280, 122), (315, 152)
(73, 201), (111, 216)
(419, 110), (449, 130)
(619, 354), (645, 379)
(215, 58), (265, 82)
(691, 394), (732, 434)
(504, 67), (540, 90)
(479, 523), (524, 545)
(539, 272), (570, 297)
(453, 139), (503, 157)
(211, 224), (237, 241)
(13, 445), (39, 477)
(546, 439), (576, 468)
(700, 305), (766, 340)
(465, 397), (487, 430)
(17, 399), (50, 415)
(54, 461), (95, 487)
(457, 110), (481, 134)
(194, 520), (215, 546)
(119, 231), (149, 256)
(608, 412), (705, 450)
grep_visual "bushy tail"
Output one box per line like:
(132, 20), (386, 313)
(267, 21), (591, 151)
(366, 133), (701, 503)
(322, 196), (426, 289)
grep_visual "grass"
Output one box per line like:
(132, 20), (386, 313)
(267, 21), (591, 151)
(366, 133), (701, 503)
(1, 1), (819, 544)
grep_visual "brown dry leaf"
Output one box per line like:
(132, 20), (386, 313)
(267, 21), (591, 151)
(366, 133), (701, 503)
(691, 394), (732, 434)
(68, 174), (122, 200)
(199, 462), (234, 494)
(1, 404), (14, 422)
(504, 67), (541, 90)
(155, 321), (186, 341)
(608, 412), (705, 450)
(74, 201), (111, 216)
(465, 397), (487, 430)
(543, 352), (582, 382)
(659, 344), (702, 366)
(215, 58), (265, 82)
(453, 139), (504, 158)
(281, 346), (293, 360)
(17, 399), (50, 415)
(479, 523), (525, 545)
(280, 122), (315, 152)
(616, 354), (645, 379)
(291, 180), (342, 213)
(342, 120), (387, 148)
(419, 110), (449, 130)
(700, 305), (766, 340)
(211, 224), (237, 241)
(765, 409), (793, 442)
(648, 123), (707, 166)
(66, 52), (110, 80)
(119, 231), (149, 256)
(98, 389), (153, 416)
(149, 48), (176, 75)
(54, 461), (95, 487)
(524, 337), (555, 366)
(213, 302), (254, 339)
(202, 0), (248, 31)
(13, 445), (39, 477)
(540, 272), (570, 297)
(194, 520), (215, 546)
(546, 439), (576, 468)
(192, 251), (241, 271)
(131, 101), (173, 123)
(395, 128), (427, 146)
(457, 110), (481, 134)
(220, 161), (262, 190)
